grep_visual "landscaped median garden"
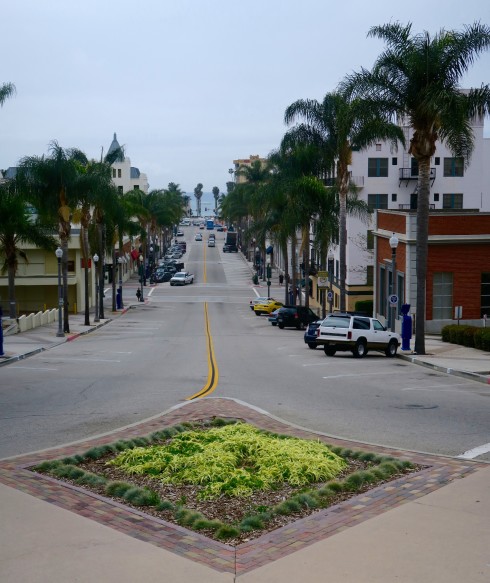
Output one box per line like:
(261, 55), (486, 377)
(34, 418), (419, 544)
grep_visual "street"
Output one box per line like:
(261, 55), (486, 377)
(1, 227), (489, 461)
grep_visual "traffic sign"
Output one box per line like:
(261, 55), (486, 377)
(327, 291), (333, 301)
(389, 294), (398, 306)
(318, 271), (328, 289)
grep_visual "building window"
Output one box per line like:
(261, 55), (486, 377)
(112, 168), (116, 178)
(481, 273), (490, 318)
(392, 157), (397, 165)
(435, 157), (440, 165)
(366, 230), (374, 250)
(368, 158), (388, 177)
(366, 265), (374, 286)
(434, 193), (440, 202)
(376, 144), (382, 151)
(117, 169), (122, 178)
(443, 193), (463, 209)
(411, 158), (419, 177)
(368, 194), (388, 211)
(379, 266), (386, 317)
(433, 272), (453, 319)
(443, 157), (464, 177)
(391, 193), (397, 202)
(134, 185), (139, 190)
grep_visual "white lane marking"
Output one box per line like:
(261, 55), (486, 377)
(322, 372), (394, 379)
(401, 384), (470, 392)
(41, 357), (121, 363)
(111, 351), (133, 354)
(9, 367), (58, 371)
(457, 443), (490, 459)
(148, 287), (155, 296)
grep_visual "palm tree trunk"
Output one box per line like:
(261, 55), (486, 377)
(291, 234), (298, 306)
(414, 158), (430, 355)
(61, 235), (70, 333)
(303, 241), (310, 310)
(99, 224), (106, 320)
(339, 189), (348, 313)
(7, 264), (17, 319)
(112, 247), (117, 312)
(282, 239), (289, 305)
(81, 217), (90, 326)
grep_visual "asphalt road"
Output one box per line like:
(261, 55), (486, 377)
(1, 227), (489, 460)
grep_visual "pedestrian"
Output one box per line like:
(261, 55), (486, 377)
(279, 273), (284, 286)
(136, 288), (141, 302)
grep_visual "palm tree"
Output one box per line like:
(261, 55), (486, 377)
(0, 179), (56, 318)
(0, 82), (15, 107)
(342, 21), (490, 354)
(19, 142), (89, 333)
(284, 92), (404, 313)
(212, 186), (220, 214)
(194, 183), (203, 217)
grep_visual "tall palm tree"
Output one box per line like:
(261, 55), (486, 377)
(343, 21), (490, 354)
(0, 179), (57, 318)
(194, 183), (203, 217)
(0, 82), (15, 107)
(19, 141), (89, 333)
(284, 92), (404, 313)
(212, 186), (220, 214)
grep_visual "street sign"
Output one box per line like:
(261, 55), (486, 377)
(318, 271), (328, 289)
(327, 291), (333, 301)
(389, 294), (398, 306)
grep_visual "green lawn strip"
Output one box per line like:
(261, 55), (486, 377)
(33, 418), (415, 541)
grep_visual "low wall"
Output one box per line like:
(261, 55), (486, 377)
(16, 308), (58, 334)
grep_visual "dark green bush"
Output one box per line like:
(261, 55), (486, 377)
(215, 525), (240, 540)
(441, 324), (488, 350)
(462, 326), (479, 347)
(105, 481), (133, 497)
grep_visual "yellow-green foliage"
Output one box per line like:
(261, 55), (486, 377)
(108, 423), (347, 499)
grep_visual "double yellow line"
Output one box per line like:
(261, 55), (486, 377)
(185, 240), (219, 400)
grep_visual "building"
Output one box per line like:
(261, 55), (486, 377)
(107, 133), (149, 194)
(317, 111), (490, 314)
(232, 155), (267, 184)
(374, 209), (490, 333)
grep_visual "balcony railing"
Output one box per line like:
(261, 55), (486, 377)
(398, 203), (436, 210)
(399, 167), (436, 183)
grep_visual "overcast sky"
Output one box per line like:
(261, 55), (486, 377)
(2, 0), (490, 198)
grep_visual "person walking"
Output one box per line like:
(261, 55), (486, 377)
(279, 273), (284, 286)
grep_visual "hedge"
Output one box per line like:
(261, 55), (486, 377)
(441, 325), (490, 351)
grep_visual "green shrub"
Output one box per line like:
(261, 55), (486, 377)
(240, 515), (265, 531)
(481, 328), (490, 351)
(193, 518), (222, 531)
(462, 326), (479, 347)
(291, 493), (319, 509)
(155, 499), (175, 512)
(215, 525), (240, 540)
(105, 481), (133, 497)
(123, 487), (160, 507)
(175, 508), (204, 526)
(76, 473), (107, 487)
(51, 465), (85, 480)
(35, 460), (63, 472)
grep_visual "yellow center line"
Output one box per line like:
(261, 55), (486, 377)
(185, 241), (218, 399)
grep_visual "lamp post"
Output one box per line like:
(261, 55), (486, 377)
(139, 254), (144, 301)
(266, 256), (272, 299)
(117, 256), (123, 309)
(389, 232), (399, 332)
(93, 254), (99, 322)
(55, 247), (64, 337)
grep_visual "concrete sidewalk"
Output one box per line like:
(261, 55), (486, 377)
(1, 280), (489, 582)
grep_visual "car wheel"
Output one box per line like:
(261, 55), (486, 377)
(278, 323), (285, 329)
(255, 311), (261, 316)
(385, 340), (398, 357)
(307, 343), (317, 349)
(353, 339), (367, 358)
(324, 345), (336, 356)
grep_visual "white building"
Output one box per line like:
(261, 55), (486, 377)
(322, 113), (489, 313)
(107, 133), (149, 194)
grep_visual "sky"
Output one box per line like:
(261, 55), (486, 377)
(2, 0), (490, 200)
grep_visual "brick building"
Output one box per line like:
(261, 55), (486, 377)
(374, 210), (490, 333)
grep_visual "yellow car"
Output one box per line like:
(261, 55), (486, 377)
(253, 300), (283, 316)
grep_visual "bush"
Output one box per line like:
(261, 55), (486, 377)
(441, 324), (488, 350)
(462, 326), (479, 347)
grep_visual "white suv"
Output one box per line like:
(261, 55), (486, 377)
(316, 314), (400, 358)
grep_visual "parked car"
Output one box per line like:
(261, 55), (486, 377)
(250, 296), (274, 311)
(254, 300), (283, 316)
(222, 244), (239, 252)
(276, 306), (319, 329)
(170, 271), (195, 286)
(316, 314), (401, 358)
(176, 230), (184, 237)
(195, 233), (203, 241)
(150, 270), (174, 283)
(268, 309), (281, 326)
(303, 319), (325, 348)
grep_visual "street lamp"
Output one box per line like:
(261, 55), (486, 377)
(117, 256), (124, 309)
(139, 254), (144, 301)
(93, 254), (99, 322)
(389, 232), (399, 332)
(266, 256), (272, 299)
(55, 247), (64, 337)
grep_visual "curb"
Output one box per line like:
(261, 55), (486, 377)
(397, 352), (490, 384)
